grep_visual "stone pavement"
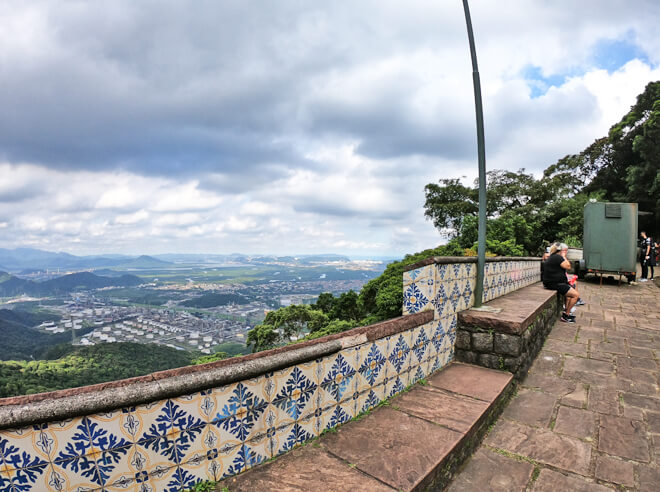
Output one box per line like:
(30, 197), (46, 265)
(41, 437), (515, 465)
(447, 277), (660, 491)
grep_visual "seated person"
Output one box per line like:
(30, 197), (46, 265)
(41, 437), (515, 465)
(542, 243), (580, 323)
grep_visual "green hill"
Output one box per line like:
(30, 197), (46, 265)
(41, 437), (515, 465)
(0, 342), (196, 398)
(181, 292), (251, 308)
(0, 271), (142, 297)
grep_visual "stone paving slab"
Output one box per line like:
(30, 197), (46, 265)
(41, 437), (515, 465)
(449, 278), (660, 491)
(445, 449), (534, 491)
(217, 362), (512, 491)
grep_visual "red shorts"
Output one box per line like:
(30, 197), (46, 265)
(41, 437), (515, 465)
(566, 274), (577, 288)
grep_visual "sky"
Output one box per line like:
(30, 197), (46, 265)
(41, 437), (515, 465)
(1, 1), (659, 258)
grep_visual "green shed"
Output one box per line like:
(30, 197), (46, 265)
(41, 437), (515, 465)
(582, 202), (638, 282)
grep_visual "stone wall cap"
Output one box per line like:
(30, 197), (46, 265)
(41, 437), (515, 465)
(458, 282), (555, 335)
(0, 310), (433, 429)
(404, 255), (541, 272)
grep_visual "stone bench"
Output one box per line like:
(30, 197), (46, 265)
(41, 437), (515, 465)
(455, 282), (561, 379)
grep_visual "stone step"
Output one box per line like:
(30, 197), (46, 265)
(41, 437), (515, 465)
(217, 362), (513, 491)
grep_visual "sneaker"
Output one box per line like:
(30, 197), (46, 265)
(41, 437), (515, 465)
(576, 298), (585, 306)
(640, 278), (648, 282)
(570, 307), (576, 315)
(561, 313), (576, 323)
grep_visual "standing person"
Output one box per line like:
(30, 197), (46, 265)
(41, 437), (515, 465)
(542, 243), (580, 323)
(639, 231), (655, 281)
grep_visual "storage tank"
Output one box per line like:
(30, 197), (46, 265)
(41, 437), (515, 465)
(582, 202), (638, 282)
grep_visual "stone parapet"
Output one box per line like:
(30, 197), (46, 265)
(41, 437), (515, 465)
(0, 310), (443, 491)
(455, 283), (561, 379)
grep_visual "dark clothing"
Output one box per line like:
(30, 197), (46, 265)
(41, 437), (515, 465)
(543, 253), (567, 288)
(641, 236), (656, 279)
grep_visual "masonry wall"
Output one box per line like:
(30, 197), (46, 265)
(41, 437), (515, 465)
(0, 256), (540, 492)
(402, 256), (542, 353)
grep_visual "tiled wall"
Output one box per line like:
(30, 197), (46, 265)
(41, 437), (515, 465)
(402, 259), (541, 368)
(0, 320), (446, 492)
(0, 258), (538, 492)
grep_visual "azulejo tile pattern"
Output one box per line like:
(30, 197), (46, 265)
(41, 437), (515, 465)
(0, 259), (538, 491)
(0, 332), (440, 492)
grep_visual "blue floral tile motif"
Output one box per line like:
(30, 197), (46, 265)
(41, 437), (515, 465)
(388, 377), (405, 397)
(272, 367), (318, 421)
(321, 354), (356, 402)
(34, 428), (54, 457)
(361, 390), (381, 413)
(412, 328), (429, 363)
(431, 284), (448, 317)
(138, 401), (205, 464)
(465, 263), (473, 278)
(213, 383), (268, 442)
(437, 264), (448, 280)
(165, 466), (198, 492)
(280, 424), (314, 454)
(388, 334), (410, 373)
(52, 417), (131, 487)
(411, 366), (426, 384)
(0, 437), (49, 492)
(430, 322), (446, 353)
(224, 445), (264, 478)
(452, 264), (463, 279)
(326, 405), (351, 429)
(403, 283), (429, 314)
(447, 282), (461, 312)
(358, 344), (386, 387)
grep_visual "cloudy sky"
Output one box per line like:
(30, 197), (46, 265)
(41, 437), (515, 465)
(1, 1), (659, 257)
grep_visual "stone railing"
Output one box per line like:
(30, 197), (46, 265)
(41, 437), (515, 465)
(402, 256), (542, 362)
(0, 256), (540, 492)
(0, 311), (442, 492)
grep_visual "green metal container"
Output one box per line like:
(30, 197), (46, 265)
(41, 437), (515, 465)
(583, 202), (638, 281)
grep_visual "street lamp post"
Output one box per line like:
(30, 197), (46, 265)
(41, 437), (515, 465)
(462, 0), (487, 307)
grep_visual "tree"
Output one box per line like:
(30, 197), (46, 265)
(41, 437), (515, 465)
(330, 290), (364, 322)
(246, 305), (328, 352)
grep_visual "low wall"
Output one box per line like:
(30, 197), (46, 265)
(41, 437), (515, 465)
(402, 256), (541, 335)
(455, 284), (561, 379)
(0, 256), (541, 492)
(0, 311), (442, 492)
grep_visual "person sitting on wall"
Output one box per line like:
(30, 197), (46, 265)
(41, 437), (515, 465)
(542, 242), (579, 323)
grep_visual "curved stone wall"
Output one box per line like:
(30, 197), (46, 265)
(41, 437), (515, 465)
(0, 257), (539, 492)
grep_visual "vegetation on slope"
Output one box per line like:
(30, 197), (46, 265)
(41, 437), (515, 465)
(0, 343), (199, 398)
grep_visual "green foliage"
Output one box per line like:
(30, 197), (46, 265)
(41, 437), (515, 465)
(191, 352), (229, 365)
(588, 81), (660, 232)
(211, 341), (246, 357)
(247, 304), (328, 352)
(183, 480), (217, 492)
(0, 309), (96, 361)
(0, 343), (196, 398)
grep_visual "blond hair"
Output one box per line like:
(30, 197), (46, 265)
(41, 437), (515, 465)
(549, 242), (568, 255)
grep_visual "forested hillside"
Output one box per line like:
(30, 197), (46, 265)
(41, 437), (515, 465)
(0, 271), (142, 297)
(0, 343), (205, 398)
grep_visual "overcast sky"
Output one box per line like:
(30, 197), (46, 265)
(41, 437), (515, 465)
(1, 1), (659, 257)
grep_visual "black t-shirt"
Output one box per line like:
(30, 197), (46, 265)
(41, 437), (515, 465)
(542, 253), (566, 287)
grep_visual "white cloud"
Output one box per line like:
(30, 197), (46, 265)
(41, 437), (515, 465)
(0, 1), (658, 257)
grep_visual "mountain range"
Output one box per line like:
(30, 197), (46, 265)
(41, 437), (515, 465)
(0, 248), (353, 273)
(0, 271), (143, 297)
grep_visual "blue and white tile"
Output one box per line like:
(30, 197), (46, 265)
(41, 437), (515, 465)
(355, 341), (388, 393)
(318, 352), (358, 408)
(268, 362), (319, 430)
(211, 380), (269, 444)
(384, 333), (411, 379)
